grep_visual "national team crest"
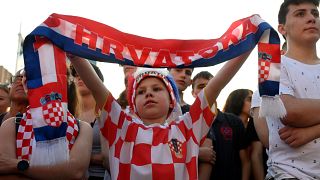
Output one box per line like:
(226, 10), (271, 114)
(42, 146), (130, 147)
(42, 100), (64, 127)
(168, 138), (183, 158)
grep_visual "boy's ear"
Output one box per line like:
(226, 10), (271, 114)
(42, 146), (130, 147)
(278, 24), (286, 37)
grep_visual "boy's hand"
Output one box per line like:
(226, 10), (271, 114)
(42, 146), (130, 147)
(279, 126), (314, 148)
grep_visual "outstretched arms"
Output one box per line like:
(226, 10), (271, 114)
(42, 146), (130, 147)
(204, 51), (251, 107)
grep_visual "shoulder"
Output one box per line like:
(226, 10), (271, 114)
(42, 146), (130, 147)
(1, 117), (16, 130)
(0, 117), (17, 156)
(281, 55), (310, 68)
(222, 112), (244, 127)
(0, 112), (7, 124)
(0, 117), (16, 136)
(79, 120), (93, 132)
(281, 55), (296, 64)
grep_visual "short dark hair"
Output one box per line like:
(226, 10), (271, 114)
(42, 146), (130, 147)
(282, 41), (287, 51)
(278, 0), (319, 25)
(191, 71), (213, 90)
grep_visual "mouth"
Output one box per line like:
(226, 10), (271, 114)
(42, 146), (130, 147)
(305, 27), (319, 32)
(176, 80), (185, 86)
(15, 87), (26, 94)
(144, 100), (157, 107)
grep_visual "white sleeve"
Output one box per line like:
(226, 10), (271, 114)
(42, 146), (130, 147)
(279, 60), (294, 96)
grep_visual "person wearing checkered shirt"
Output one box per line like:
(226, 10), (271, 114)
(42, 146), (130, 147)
(69, 50), (251, 179)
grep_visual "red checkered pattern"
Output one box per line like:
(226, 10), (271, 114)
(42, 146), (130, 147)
(16, 109), (34, 160)
(42, 100), (64, 127)
(100, 90), (216, 180)
(66, 111), (79, 149)
(16, 107), (79, 160)
(258, 60), (271, 83)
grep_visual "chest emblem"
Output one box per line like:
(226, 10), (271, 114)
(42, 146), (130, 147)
(168, 138), (183, 158)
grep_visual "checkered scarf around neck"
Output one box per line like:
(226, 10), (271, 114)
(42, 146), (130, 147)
(18, 36), (79, 162)
(22, 14), (285, 158)
(126, 68), (182, 122)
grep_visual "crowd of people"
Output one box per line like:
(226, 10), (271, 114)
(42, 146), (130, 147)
(0, 0), (319, 179)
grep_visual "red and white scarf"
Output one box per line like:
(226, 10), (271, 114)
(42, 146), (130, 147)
(21, 13), (285, 161)
(16, 109), (79, 161)
(18, 37), (79, 163)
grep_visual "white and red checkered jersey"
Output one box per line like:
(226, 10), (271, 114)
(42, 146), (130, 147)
(100, 90), (216, 180)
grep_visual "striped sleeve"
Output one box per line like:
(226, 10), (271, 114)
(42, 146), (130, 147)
(181, 90), (216, 146)
(100, 94), (127, 146)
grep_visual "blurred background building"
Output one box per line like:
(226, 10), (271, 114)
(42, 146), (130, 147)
(0, 66), (12, 85)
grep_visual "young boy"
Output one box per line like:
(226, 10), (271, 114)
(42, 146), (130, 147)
(69, 50), (250, 179)
(168, 68), (193, 114)
(252, 0), (320, 179)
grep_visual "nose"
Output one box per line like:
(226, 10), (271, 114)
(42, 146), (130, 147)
(179, 71), (187, 79)
(145, 88), (154, 98)
(307, 12), (316, 24)
(181, 70), (187, 78)
(16, 78), (23, 83)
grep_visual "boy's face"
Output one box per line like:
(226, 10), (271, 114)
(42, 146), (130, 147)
(192, 77), (209, 98)
(123, 65), (137, 86)
(123, 65), (137, 78)
(279, 2), (320, 45)
(169, 68), (193, 92)
(134, 77), (171, 124)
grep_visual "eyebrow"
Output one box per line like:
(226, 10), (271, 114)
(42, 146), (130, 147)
(293, 7), (318, 14)
(137, 83), (163, 89)
(196, 83), (207, 87)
